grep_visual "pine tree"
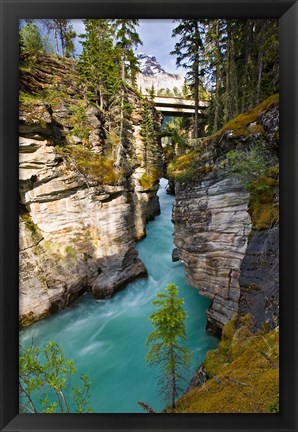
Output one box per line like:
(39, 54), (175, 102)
(42, 19), (76, 57)
(63, 22), (76, 58)
(140, 101), (157, 175)
(171, 20), (204, 139)
(148, 84), (155, 101)
(112, 19), (142, 86)
(146, 283), (192, 410)
(19, 20), (44, 55)
(78, 19), (122, 110)
(110, 20), (142, 166)
(198, 19), (279, 133)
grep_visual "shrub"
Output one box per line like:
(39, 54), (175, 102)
(139, 170), (160, 190)
(58, 145), (119, 184)
(19, 341), (93, 413)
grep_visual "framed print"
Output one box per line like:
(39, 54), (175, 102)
(1, 0), (297, 431)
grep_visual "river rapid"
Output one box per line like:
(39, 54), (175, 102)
(19, 178), (218, 413)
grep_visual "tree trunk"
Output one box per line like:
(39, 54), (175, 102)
(223, 20), (231, 124)
(241, 19), (253, 112)
(53, 25), (59, 56)
(59, 21), (65, 56)
(171, 369), (176, 410)
(213, 20), (220, 133)
(193, 21), (199, 139)
(256, 52), (263, 105)
(115, 58), (126, 167)
(255, 20), (266, 105)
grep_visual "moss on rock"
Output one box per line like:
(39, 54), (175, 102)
(57, 145), (119, 185)
(248, 167), (279, 230)
(217, 94), (279, 138)
(175, 324), (279, 413)
(139, 170), (160, 190)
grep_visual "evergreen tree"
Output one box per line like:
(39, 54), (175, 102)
(43, 19), (60, 55)
(171, 20), (205, 139)
(199, 19), (279, 133)
(19, 20), (44, 55)
(43, 19), (76, 57)
(78, 19), (122, 110)
(148, 84), (156, 101)
(110, 20), (142, 166)
(140, 101), (157, 175)
(146, 283), (192, 410)
(63, 22), (76, 57)
(182, 79), (190, 98)
(112, 19), (142, 86)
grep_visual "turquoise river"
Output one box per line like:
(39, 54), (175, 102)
(19, 178), (218, 413)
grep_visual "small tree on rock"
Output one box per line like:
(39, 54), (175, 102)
(146, 283), (192, 410)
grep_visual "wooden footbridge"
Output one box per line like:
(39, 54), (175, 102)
(153, 96), (209, 117)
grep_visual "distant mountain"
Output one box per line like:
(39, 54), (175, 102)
(136, 53), (185, 97)
(137, 53), (169, 77)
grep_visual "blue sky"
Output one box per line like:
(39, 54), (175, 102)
(71, 19), (182, 75)
(20, 19), (183, 75)
(137, 19), (181, 74)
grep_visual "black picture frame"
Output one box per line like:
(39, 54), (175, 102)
(1, 0), (297, 431)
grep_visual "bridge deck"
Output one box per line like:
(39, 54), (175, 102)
(153, 96), (208, 116)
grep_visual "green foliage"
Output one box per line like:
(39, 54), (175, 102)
(19, 341), (93, 413)
(167, 150), (213, 183)
(78, 20), (122, 108)
(266, 396), (279, 413)
(42, 19), (76, 57)
(201, 19), (279, 133)
(20, 20), (44, 55)
(43, 86), (70, 109)
(69, 101), (91, 144)
(140, 101), (162, 181)
(140, 102), (155, 144)
(57, 145), (119, 185)
(204, 320), (237, 376)
(139, 171), (159, 190)
(175, 326), (279, 413)
(248, 169), (279, 230)
(162, 117), (187, 148)
(218, 94), (279, 138)
(218, 136), (279, 230)
(146, 283), (192, 409)
(221, 142), (272, 188)
(148, 84), (155, 101)
(171, 20), (205, 138)
(112, 19), (142, 86)
(20, 210), (42, 242)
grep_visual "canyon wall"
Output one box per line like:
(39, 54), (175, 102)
(173, 175), (251, 333)
(172, 97), (279, 334)
(19, 55), (163, 326)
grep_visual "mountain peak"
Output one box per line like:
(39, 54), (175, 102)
(137, 52), (168, 77)
(137, 52), (185, 97)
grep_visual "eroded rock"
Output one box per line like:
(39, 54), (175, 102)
(19, 55), (163, 326)
(173, 176), (251, 333)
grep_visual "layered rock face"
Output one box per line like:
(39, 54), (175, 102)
(239, 227), (279, 331)
(19, 55), (163, 326)
(172, 98), (279, 334)
(173, 176), (251, 333)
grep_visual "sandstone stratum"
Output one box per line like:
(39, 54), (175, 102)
(170, 95), (279, 335)
(19, 54), (163, 326)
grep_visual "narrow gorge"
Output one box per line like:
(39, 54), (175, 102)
(172, 97), (279, 336)
(18, 17), (279, 415)
(19, 55), (163, 326)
